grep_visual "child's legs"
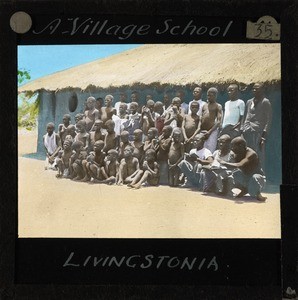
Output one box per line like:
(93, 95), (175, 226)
(130, 170), (144, 185)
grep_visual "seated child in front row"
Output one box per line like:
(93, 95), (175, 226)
(99, 149), (119, 185)
(69, 141), (88, 180)
(81, 140), (106, 182)
(117, 145), (140, 185)
(127, 149), (160, 189)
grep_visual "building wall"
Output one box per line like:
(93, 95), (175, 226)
(37, 86), (281, 184)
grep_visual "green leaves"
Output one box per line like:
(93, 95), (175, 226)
(18, 69), (31, 85)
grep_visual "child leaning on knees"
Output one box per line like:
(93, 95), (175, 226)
(127, 149), (160, 189)
(56, 139), (73, 178)
(81, 140), (106, 182)
(117, 145), (140, 185)
(68, 140), (87, 180)
(100, 149), (119, 185)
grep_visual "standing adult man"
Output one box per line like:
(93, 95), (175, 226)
(242, 83), (272, 169)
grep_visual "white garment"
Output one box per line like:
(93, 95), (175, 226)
(189, 147), (213, 160)
(43, 133), (57, 155)
(181, 102), (189, 114)
(112, 115), (122, 136)
(222, 99), (245, 128)
(188, 99), (207, 116)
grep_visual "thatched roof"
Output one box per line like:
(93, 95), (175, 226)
(18, 43), (280, 93)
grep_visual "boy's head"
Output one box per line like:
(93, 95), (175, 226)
(107, 149), (118, 161)
(63, 139), (72, 150)
(72, 140), (84, 152)
(120, 131), (129, 143)
(218, 134), (231, 151)
(145, 149), (156, 162)
(93, 120), (103, 131)
(252, 83), (264, 98)
(104, 94), (114, 107)
(154, 101), (164, 115)
(190, 101), (199, 114)
(119, 92), (127, 102)
(227, 84), (239, 101)
(146, 99), (155, 112)
(171, 97), (181, 108)
(130, 91), (139, 103)
(76, 120), (86, 133)
(146, 94), (153, 101)
(193, 87), (202, 100)
(86, 96), (96, 109)
(105, 119), (115, 133)
(163, 92), (171, 106)
(62, 114), (71, 125)
(133, 129), (143, 142)
(95, 97), (103, 110)
(172, 128), (182, 142)
(119, 103), (128, 115)
(124, 145), (134, 158)
(162, 125), (173, 138)
(193, 133), (205, 150)
(66, 124), (76, 136)
(93, 140), (105, 152)
(75, 113), (84, 123)
(46, 122), (55, 135)
(148, 127), (158, 140)
(207, 87), (218, 103)
(176, 90), (185, 101)
(231, 137), (247, 154)
(129, 102), (139, 114)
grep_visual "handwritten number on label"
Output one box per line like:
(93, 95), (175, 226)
(255, 23), (273, 39)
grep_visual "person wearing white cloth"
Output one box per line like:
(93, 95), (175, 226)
(220, 84), (245, 139)
(43, 122), (61, 170)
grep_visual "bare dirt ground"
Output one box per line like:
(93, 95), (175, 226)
(18, 129), (281, 238)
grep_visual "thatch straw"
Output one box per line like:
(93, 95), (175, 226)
(18, 43), (280, 93)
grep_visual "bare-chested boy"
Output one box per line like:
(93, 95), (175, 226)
(56, 139), (73, 178)
(128, 149), (160, 189)
(201, 87), (223, 153)
(182, 101), (201, 152)
(143, 127), (159, 152)
(118, 131), (132, 160)
(164, 97), (184, 129)
(43, 122), (62, 170)
(131, 129), (144, 163)
(117, 145), (140, 185)
(219, 136), (267, 201)
(114, 92), (127, 116)
(141, 100), (158, 139)
(69, 140), (87, 180)
(168, 128), (185, 187)
(157, 125), (173, 185)
(103, 119), (118, 153)
(81, 140), (105, 182)
(74, 120), (90, 150)
(100, 149), (119, 184)
(84, 96), (99, 131)
(89, 119), (105, 150)
(58, 114), (71, 146)
(65, 124), (76, 141)
(154, 101), (165, 135)
(100, 94), (114, 125)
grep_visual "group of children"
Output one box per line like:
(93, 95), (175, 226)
(43, 83), (271, 201)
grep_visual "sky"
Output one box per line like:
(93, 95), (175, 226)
(18, 44), (141, 85)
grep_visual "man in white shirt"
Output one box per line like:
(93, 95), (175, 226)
(220, 84), (245, 139)
(178, 133), (213, 188)
(188, 86), (207, 117)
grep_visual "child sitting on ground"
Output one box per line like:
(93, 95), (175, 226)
(100, 149), (119, 185)
(56, 139), (73, 178)
(117, 145), (140, 185)
(127, 149), (160, 189)
(69, 141), (87, 180)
